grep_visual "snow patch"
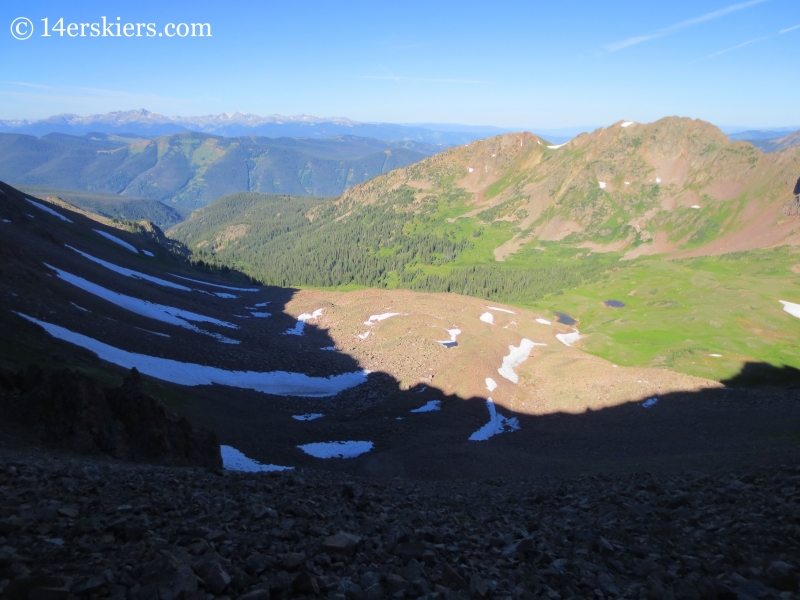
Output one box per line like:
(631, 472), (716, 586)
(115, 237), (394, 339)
(599, 182), (607, 189)
(46, 263), (240, 344)
(142, 250), (154, 257)
(298, 441), (373, 459)
(358, 331), (371, 340)
(250, 312), (271, 318)
(292, 413), (324, 421)
(320, 346), (336, 351)
(656, 177), (661, 183)
(536, 318), (552, 325)
(487, 306), (515, 314)
(67, 245), (193, 291)
(2, 219), (11, 223)
(284, 308), (323, 335)
(547, 143), (567, 149)
(642, 397), (658, 408)
(691, 205), (701, 209)
(253, 301), (271, 307)
(135, 327), (170, 338)
(709, 354), (722, 357)
(437, 328), (461, 348)
(70, 302), (89, 312)
(93, 229), (137, 254)
(556, 329), (581, 347)
(25, 199), (72, 223)
(468, 167), (474, 172)
(410, 400), (441, 413)
(498, 338), (545, 383)
(485, 377), (497, 392)
(364, 312), (399, 326)
(621, 121), (634, 127)
(479, 312), (494, 324)
(469, 399), (520, 441)
(624, 181), (631, 185)
(169, 274), (259, 292)
(16, 313), (368, 397)
(221, 445), (292, 472)
(780, 300), (800, 319)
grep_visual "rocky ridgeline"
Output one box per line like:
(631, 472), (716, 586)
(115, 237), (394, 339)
(0, 454), (798, 600)
(0, 367), (221, 470)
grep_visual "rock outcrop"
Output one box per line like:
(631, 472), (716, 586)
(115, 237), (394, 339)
(0, 366), (221, 469)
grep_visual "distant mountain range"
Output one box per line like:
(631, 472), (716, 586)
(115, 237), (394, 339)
(0, 131), (445, 212)
(0, 109), (510, 145)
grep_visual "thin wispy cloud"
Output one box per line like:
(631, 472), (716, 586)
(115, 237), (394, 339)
(605, 0), (769, 52)
(689, 36), (769, 63)
(780, 24), (800, 34)
(361, 76), (488, 84)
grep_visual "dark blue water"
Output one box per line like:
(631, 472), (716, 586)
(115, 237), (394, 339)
(554, 312), (576, 325)
(604, 300), (625, 308)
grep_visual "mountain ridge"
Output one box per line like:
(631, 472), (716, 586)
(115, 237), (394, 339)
(0, 130), (444, 211)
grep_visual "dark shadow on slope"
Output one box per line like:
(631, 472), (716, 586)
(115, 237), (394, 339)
(721, 362), (800, 389)
(2, 180), (799, 480)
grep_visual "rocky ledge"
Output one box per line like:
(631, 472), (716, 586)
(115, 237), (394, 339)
(0, 367), (221, 469)
(0, 452), (798, 600)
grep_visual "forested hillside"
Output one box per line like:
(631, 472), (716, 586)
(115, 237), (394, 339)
(0, 132), (444, 211)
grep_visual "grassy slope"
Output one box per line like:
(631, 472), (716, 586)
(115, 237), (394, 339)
(528, 247), (800, 381)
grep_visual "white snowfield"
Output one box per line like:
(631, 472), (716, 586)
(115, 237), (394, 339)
(547, 143), (568, 149)
(364, 312), (400, 326)
(410, 400), (441, 413)
(16, 313), (369, 397)
(479, 312), (494, 324)
(292, 413), (324, 421)
(67, 245), (194, 291)
(26, 199), (72, 223)
(221, 445), (292, 472)
(437, 328), (461, 348)
(45, 263), (240, 344)
(93, 229), (137, 254)
(169, 274), (260, 292)
(599, 182), (607, 189)
(498, 338), (545, 383)
(621, 121), (634, 127)
(250, 312), (271, 318)
(487, 306), (515, 314)
(284, 308), (324, 335)
(536, 318), (552, 325)
(298, 441), (373, 459)
(556, 329), (581, 347)
(142, 250), (154, 257)
(780, 300), (800, 319)
(252, 302), (271, 308)
(485, 377), (498, 392)
(469, 399), (520, 441)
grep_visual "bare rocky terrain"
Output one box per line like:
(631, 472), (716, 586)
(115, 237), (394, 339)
(1, 450), (800, 600)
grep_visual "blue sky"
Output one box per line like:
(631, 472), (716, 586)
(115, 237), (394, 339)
(1, 0), (798, 129)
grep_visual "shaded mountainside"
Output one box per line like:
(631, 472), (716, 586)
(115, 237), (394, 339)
(3, 180), (798, 481)
(0, 131), (444, 211)
(15, 185), (187, 230)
